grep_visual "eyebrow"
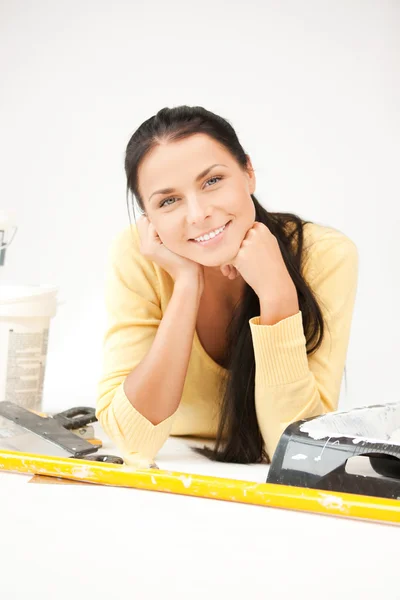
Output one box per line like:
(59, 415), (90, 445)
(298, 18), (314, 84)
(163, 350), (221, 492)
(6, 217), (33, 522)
(149, 163), (228, 202)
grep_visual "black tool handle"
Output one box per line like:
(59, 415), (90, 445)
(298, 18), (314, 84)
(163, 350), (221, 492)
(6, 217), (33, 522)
(53, 407), (98, 429)
(82, 454), (124, 464)
(267, 419), (400, 499)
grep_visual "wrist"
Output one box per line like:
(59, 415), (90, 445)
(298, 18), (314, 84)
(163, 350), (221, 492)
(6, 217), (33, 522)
(259, 290), (299, 325)
(174, 272), (204, 295)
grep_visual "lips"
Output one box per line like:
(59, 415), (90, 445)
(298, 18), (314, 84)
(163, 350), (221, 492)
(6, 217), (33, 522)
(189, 220), (232, 246)
(189, 221), (230, 241)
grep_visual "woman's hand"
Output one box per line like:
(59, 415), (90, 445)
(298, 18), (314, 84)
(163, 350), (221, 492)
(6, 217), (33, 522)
(137, 216), (204, 294)
(220, 263), (240, 280)
(221, 222), (298, 308)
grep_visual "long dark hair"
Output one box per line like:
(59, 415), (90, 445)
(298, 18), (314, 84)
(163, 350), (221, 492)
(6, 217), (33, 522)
(124, 105), (330, 464)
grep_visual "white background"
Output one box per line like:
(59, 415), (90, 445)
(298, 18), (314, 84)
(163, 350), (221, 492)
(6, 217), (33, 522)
(1, 0), (399, 415)
(0, 6), (399, 597)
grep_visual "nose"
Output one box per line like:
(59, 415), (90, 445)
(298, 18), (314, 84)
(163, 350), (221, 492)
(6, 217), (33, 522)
(186, 195), (211, 225)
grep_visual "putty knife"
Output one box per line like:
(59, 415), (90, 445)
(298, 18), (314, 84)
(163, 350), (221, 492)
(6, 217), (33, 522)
(0, 401), (122, 462)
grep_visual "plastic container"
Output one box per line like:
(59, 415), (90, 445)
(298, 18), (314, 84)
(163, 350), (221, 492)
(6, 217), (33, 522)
(0, 284), (59, 414)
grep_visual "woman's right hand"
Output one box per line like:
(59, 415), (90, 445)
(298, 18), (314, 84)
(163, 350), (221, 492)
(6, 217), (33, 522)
(137, 215), (204, 294)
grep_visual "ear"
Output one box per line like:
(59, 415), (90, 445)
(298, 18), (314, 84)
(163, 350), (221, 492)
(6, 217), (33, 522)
(245, 155), (256, 195)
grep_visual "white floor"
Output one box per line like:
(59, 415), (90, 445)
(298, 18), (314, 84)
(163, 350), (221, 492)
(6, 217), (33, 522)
(0, 425), (398, 600)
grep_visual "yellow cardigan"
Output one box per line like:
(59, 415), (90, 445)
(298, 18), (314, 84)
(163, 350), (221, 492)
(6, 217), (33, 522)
(96, 221), (359, 466)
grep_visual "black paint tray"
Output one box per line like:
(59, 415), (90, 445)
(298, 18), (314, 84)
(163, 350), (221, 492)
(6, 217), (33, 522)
(267, 402), (400, 500)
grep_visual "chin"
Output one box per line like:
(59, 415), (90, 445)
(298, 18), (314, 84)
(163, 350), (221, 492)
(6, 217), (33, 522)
(196, 249), (240, 268)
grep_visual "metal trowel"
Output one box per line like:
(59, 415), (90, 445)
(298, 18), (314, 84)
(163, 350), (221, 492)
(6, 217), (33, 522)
(0, 401), (123, 463)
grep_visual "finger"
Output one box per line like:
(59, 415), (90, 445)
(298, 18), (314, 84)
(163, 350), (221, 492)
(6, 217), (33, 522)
(145, 221), (162, 245)
(136, 215), (149, 243)
(136, 215), (148, 228)
(220, 264), (230, 277)
(228, 266), (237, 280)
(230, 265), (240, 280)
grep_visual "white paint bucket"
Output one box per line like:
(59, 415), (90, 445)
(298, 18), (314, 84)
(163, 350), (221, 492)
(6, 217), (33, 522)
(0, 284), (59, 413)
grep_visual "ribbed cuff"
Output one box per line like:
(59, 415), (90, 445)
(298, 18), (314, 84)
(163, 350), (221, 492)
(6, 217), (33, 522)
(103, 383), (176, 462)
(249, 311), (309, 386)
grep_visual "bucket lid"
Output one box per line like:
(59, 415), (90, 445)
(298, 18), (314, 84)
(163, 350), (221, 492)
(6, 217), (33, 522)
(0, 284), (58, 305)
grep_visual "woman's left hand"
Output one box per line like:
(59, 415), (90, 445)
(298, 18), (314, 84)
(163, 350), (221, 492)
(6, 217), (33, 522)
(221, 222), (298, 307)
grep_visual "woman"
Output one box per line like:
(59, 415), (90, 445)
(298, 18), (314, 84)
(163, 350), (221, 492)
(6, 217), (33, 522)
(96, 105), (359, 467)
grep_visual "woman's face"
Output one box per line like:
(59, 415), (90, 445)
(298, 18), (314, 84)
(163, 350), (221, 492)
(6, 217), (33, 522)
(137, 133), (256, 268)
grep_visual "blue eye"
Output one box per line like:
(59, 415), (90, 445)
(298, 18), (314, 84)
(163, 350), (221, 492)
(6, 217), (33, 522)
(159, 175), (223, 208)
(159, 197), (176, 208)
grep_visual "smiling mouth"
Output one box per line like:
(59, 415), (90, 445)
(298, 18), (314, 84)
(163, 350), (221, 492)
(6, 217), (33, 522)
(189, 220), (232, 245)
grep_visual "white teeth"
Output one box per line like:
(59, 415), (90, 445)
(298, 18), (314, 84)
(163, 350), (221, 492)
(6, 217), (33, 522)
(194, 224), (226, 243)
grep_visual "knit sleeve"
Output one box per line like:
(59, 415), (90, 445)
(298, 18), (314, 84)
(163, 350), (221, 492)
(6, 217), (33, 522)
(249, 232), (359, 460)
(96, 227), (176, 467)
